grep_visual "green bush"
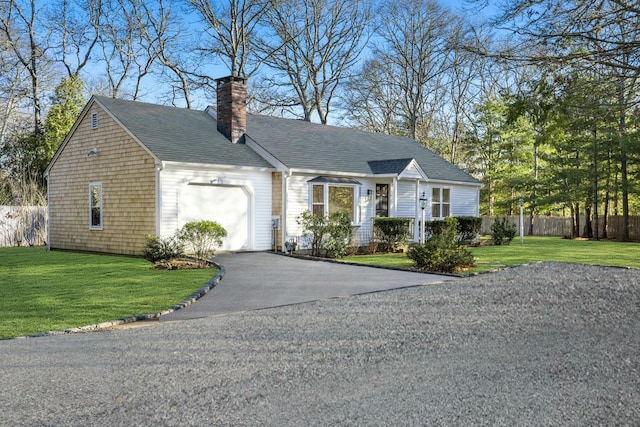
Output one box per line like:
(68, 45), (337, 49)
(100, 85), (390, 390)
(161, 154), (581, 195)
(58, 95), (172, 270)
(297, 211), (330, 257)
(491, 217), (516, 245)
(324, 212), (353, 258)
(407, 217), (475, 273)
(178, 220), (227, 263)
(424, 219), (448, 239)
(297, 211), (353, 258)
(425, 217), (481, 245)
(373, 217), (411, 252)
(455, 216), (482, 245)
(143, 234), (185, 262)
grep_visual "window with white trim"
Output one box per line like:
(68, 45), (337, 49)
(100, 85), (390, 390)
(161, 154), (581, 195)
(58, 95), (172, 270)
(89, 182), (103, 229)
(310, 183), (357, 223)
(431, 187), (450, 218)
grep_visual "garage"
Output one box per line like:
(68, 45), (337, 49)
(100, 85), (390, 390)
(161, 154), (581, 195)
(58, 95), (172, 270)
(178, 183), (250, 251)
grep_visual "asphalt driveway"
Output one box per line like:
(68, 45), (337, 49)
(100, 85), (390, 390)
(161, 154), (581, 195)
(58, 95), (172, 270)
(161, 251), (452, 321)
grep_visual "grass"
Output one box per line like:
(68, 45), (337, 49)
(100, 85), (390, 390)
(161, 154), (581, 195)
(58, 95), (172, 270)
(0, 247), (218, 339)
(344, 236), (640, 273)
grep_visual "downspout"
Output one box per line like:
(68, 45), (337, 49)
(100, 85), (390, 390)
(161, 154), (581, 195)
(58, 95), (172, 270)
(155, 161), (165, 236)
(282, 171), (290, 253)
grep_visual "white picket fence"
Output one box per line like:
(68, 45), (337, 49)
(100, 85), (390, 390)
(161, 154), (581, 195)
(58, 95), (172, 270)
(0, 206), (47, 247)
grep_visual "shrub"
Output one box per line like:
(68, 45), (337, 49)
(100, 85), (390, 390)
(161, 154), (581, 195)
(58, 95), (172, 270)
(178, 220), (227, 263)
(455, 216), (482, 245)
(297, 211), (330, 256)
(297, 211), (353, 258)
(373, 217), (411, 252)
(424, 219), (448, 240)
(324, 212), (353, 258)
(143, 234), (185, 263)
(491, 217), (516, 245)
(407, 217), (475, 273)
(424, 217), (481, 245)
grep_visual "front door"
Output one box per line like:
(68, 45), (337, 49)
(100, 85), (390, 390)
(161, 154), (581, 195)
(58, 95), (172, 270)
(375, 184), (389, 217)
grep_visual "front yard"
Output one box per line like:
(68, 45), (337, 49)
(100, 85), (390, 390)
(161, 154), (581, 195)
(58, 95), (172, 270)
(0, 247), (217, 339)
(344, 236), (640, 272)
(2, 237), (639, 340)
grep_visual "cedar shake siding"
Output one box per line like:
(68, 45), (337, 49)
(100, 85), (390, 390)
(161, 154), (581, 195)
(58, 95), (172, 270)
(47, 104), (156, 255)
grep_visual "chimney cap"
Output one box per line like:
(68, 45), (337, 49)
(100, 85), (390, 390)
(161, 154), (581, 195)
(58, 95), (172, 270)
(216, 75), (247, 85)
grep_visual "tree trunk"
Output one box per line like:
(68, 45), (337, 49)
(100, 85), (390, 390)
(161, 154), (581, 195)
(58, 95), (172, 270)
(583, 204), (593, 239)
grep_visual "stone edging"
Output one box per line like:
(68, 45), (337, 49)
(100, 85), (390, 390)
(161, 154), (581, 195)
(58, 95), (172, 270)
(17, 262), (226, 339)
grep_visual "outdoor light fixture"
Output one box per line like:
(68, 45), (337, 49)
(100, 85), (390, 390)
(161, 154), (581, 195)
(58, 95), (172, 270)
(367, 189), (373, 201)
(419, 191), (428, 244)
(86, 148), (99, 157)
(419, 191), (428, 209)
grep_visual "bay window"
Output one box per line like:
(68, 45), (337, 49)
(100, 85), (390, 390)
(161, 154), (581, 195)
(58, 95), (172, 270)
(309, 178), (358, 223)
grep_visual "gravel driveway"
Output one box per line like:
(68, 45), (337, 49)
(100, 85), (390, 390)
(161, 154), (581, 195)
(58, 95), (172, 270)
(1, 262), (639, 426)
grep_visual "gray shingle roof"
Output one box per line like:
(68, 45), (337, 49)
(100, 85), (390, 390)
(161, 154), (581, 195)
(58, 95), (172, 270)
(94, 96), (480, 185)
(94, 96), (272, 168)
(246, 114), (481, 184)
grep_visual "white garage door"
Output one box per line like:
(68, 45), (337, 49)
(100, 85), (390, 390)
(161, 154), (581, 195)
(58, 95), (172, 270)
(179, 184), (250, 251)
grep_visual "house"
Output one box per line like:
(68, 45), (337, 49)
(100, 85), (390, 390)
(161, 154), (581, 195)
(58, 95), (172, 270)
(45, 76), (482, 256)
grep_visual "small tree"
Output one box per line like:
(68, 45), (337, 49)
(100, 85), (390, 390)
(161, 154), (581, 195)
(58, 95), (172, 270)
(324, 212), (353, 258)
(491, 217), (516, 246)
(297, 211), (353, 258)
(178, 220), (227, 264)
(297, 211), (329, 256)
(407, 217), (475, 273)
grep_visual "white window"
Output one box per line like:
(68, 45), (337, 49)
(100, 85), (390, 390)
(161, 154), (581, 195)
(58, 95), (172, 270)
(431, 187), (450, 218)
(89, 182), (103, 230)
(91, 112), (98, 129)
(310, 182), (357, 223)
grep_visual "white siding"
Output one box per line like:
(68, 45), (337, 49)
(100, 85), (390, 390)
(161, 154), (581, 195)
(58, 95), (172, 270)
(285, 174), (380, 248)
(283, 174), (309, 240)
(282, 173), (480, 248)
(450, 184), (480, 217)
(159, 164), (272, 251)
(396, 180), (418, 218)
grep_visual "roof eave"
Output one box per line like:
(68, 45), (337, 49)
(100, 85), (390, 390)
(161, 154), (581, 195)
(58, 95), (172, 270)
(161, 160), (275, 172)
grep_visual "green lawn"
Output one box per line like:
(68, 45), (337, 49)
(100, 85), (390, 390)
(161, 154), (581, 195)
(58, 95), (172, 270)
(0, 247), (218, 339)
(344, 236), (640, 273)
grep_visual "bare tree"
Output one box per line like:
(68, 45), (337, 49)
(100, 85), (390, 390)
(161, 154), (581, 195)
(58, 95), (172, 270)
(0, 0), (51, 134)
(136, 0), (200, 107)
(187, 0), (271, 78)
(47, 0), (102, 78)
(258, 0), (372, 123)
(96, 0), (150, 99)
(373, 0), (459, 142)
(341, 58), (404, 135)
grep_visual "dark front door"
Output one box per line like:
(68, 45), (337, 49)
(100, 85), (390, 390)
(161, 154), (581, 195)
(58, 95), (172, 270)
(376, 184), (389, 217)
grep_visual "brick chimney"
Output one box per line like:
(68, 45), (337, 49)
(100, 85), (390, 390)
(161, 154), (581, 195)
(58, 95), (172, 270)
(216, 76), (247, 144)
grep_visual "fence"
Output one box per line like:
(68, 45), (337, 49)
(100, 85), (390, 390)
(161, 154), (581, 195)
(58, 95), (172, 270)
(481, 215), (640, 242)
(0, 206), (47, 247)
